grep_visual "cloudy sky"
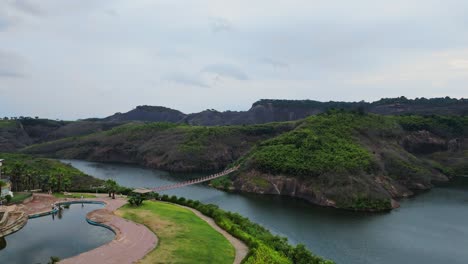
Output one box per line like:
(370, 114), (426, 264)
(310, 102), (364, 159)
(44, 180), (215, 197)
(1, 0), (467, 120)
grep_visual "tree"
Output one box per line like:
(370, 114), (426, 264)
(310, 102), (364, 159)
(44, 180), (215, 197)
(24, 170), (35, 191)
(63, 176), (72, 191)
(48, 175), (58, 192)
(10, 163), (26, 192)
(0, 180), (6, 189)
(48, 256), (60, 264)
(57, 172), (63, 192)
(105, 179), (119, 199)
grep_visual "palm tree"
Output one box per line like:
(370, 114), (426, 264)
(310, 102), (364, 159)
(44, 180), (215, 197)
(105, 179), (119, 199)
(10, 163), (25, 192)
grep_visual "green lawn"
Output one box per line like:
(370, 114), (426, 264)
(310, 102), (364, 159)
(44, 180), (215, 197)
(53, 193), (96, 199)
(117, 201), (235, 264)
(9, 192), (32, 204)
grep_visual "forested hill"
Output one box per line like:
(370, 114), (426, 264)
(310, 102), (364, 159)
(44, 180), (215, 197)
(21, 112), (468, 211)
(1, 97), (467, 152)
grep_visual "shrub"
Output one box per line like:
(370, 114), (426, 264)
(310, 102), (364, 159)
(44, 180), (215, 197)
(159, 194), (333, 264)
(128, 195), (145, 206)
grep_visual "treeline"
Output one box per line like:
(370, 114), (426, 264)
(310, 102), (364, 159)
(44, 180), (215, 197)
(0, 153), (103, 192)
(395, 115), (468, 138)
(146, 193), (334, 264)
(373, 96), (468, 106)
(255, 96), (467, 109)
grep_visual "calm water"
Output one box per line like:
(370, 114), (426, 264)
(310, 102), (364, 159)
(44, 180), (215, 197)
(65, 160), (468, 264)
(0, 203), (114, 264)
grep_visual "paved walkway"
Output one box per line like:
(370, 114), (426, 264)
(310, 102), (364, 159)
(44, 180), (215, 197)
(24, 194), (158, 264)
(23, 194), (248, 264)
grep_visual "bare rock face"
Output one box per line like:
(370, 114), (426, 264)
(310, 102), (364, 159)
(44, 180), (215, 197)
(402, 130), (447, 154)
(233, 170), (338, 207)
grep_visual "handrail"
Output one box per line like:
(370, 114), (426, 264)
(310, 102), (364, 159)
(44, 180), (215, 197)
(150, 165), (239, 192)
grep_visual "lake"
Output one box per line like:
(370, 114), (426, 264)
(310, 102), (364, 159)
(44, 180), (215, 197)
(65, 159), (468, 264)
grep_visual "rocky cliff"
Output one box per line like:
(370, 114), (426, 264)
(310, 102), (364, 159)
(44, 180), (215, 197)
(23, 113), (468, 211)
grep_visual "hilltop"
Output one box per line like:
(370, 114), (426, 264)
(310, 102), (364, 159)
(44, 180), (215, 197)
(21, 112), (468, 211)
(102, 96), (468, 125)
(2, 97), (467, 152)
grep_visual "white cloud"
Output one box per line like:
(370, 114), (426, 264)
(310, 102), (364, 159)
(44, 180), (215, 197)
(1, 0), (468, 119)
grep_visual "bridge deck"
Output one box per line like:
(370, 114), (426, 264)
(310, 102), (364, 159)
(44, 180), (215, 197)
(150, 166), (239, 192)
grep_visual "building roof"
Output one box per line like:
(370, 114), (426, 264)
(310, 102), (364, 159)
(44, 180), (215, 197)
(132, 188), (153, 194)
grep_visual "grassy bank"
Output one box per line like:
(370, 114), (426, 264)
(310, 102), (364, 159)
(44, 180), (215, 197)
(117, 201), (235, 264)
(8, 192), (32, 204)
(153, 194), (333, 264)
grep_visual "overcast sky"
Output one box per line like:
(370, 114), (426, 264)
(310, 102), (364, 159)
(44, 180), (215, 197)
(1, 0), (468, 120)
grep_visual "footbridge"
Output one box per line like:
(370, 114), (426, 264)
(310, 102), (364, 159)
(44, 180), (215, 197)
(150, 165), (240, 192)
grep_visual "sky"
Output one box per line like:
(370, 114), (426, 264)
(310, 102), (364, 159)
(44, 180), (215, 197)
(1, 0), (468, 120)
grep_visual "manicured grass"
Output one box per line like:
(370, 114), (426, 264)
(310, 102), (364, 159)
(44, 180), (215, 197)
(117, 201), (235, 264)
(9, 192), (32, 204)
(53, 193), (96, 199)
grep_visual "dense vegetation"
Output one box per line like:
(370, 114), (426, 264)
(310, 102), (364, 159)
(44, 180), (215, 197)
(246, 112), (393, 177)
(13, 109), (468, 211)
(0, 153), (103, 192)
(24, 121), (296, 172)
(257, 96), (468, 109)
(229, 111), (467, 211)
(151, 194), (333, 264)
(395, 115), (468, 138)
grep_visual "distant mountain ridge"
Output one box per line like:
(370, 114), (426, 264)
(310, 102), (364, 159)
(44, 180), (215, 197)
(1, 96), (467, 151)
(104, 105), (185, 123)
(103, 97), (468, 125)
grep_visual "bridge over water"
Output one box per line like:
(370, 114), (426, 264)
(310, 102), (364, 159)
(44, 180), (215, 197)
(150, 165), (240, 192)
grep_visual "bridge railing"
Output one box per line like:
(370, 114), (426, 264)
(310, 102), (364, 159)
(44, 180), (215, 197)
(150, 165), (239, 192)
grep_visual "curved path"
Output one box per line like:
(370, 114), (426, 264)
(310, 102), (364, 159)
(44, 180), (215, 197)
(24, 194), (158, 264)
(173, 203), (248, 264)
(60, 198), (158, 264)
(24, 194), (248, 264)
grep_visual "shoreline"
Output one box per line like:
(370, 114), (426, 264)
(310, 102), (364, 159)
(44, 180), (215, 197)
(21, 193), (248, 264)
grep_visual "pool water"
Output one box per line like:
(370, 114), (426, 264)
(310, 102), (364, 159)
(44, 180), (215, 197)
(0, 203), (114, 263)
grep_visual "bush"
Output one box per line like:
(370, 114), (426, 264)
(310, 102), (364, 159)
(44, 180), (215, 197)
(159, 194), (333, 264)
(169, 195), (178, 203)
(128, 195), (145, 206)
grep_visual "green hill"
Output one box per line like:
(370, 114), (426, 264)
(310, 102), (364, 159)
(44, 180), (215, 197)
(22, 112), (468, 211)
